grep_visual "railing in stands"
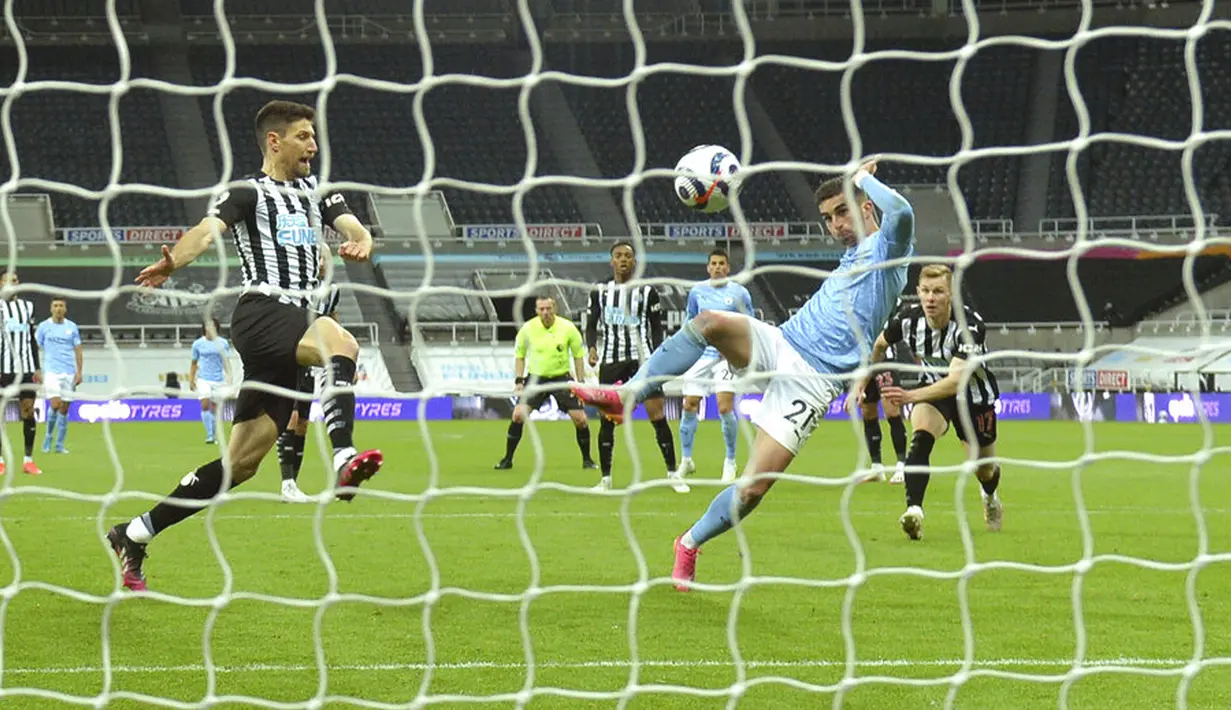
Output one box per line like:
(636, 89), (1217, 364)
(411, 321), (514, 346)
(79, 323), (379, 347)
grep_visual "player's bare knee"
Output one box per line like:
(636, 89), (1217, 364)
(569, 411), (588, 428)
(740, 475), (774, 501)
(683, 397), (701, 413)
(861, 402), (879, 420)
(294, 421), (309, 437)
(717, 400), (734, 416)
(974, 462), (996, 481)
(511, 406), (529, 425)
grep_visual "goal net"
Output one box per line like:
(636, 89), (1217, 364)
(2, 0), (1229, 707)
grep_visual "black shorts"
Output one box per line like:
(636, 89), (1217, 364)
(598, 360), (662, 401)
(0, 372), (36, 400)
(517, 374), (582, 412)
(230, 293), (315, 431)
(931, 397), (998, 447)
(293, 367), (317, 420)
(863, 368), (905, 404)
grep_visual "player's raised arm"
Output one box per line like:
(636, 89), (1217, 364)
(856, 161), (914, 258)
(135, 186), (255, 288)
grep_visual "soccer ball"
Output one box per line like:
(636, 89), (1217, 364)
(673, 144), (741, 214)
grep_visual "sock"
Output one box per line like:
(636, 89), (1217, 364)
(629, 321), (708, 402)
(981, 465), (1001, 497)
(887, 415), (908, 462)
(22, 416), (35, 457)
(652, 417), (677, 472)
(576, 425), (592, 462)
(863, 417), (883, 465)
(504, 421), (524, 462)
(323, 356), (357, 455)
(904, 430), (936, 509)
(683, 483), (764, 549)
(126, 514), (155, 544)
(278, 431), (306, 482)
(202, 409), (215, 441)
(53, 412), (66, 451)
(679, 410), (699, 458)
(141, 459), (230, 536)
(598, 419), (615, 476)
(720, 411), (738, 461)
(43, 410), (56, 447)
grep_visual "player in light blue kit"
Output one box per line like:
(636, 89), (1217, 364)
(36, 298), (82, 454)
(573, 160), (914, 590)
(675, 248), (755, 484)
(190, 318), (232, 445)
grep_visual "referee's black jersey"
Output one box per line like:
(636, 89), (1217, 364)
(0, 298), (38, 375)
(586, 281), (663, 365)
(207, 173), (353, 309)
(882, 303), (999, 407)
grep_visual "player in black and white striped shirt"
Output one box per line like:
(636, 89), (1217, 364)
(865, 265), (1003, 540)
(107, 101), (382, 592)
(0, 272), (42, 476)
(584, 241), (684, 492)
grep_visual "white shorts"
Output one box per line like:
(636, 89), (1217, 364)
(44, 372), (76, 400)
(196, 379), (226, 401)
(680, 356), (737, 398)
(735, 316), (841, 456)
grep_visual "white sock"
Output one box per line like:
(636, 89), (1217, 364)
(680, 531), (698, 550)
(332, 446), (357, 472)
(22, 456), (31, 464)
(126, 517), (154, 544)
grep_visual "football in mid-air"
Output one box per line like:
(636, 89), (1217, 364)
(673, 144), (741, 213)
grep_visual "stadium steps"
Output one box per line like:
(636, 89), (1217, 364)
(345, 259), (423, 393)
(149, 42), (218, 220)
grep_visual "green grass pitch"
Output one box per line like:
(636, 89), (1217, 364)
(0, 417), (1229, 708)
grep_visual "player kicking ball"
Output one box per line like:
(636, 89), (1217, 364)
(675, 249), (754, 484)
(36, 297), (82, 455)
(107, 100), (383, 592)
(866, 265), (1003, 540)
(573, 160), (915, 591)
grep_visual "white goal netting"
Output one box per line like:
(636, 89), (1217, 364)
(1, 0), (1230, 707)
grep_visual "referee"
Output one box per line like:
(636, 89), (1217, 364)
(495, 294), (595, 470)
(586, 241), (685, 493)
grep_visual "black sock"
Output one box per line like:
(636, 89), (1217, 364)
(22, 416), (34, 457)
(887, 415), (908, 462)
(323, 356), (357, 453)
(981, 465), (1001, 497)
(576, 425), (592, 462)
(904, 430), (936, 508)
(863, 417), (883, 465)
(279, 431), (306, 482)
(651, 417), (677, 472)
(504, 421), (524, 462)
(145, 458), (230, 535)
(598, 419), (615, 477)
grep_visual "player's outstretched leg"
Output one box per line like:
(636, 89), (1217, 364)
(673, 429), (792, 591)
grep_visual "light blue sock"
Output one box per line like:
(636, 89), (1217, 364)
(629, 321), (708, 402)
(679, 410), (699, 458)
(686, 483), (763, 548)
(202, 410), (215, 440)
(55, 411), (68, 450)
(720, 411), (738, 460)
(43, 411), (57, 448)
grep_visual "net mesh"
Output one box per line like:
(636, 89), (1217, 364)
(0, 0), (1229, 707)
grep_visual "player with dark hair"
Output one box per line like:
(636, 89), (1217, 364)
(494, 294), (595, 470)
(0, 271), (42, 475)
(190, 316), (232, 445)
(108, 100), (383, 591)
(870, 264), (1003, 540)
(573, 160), (914, 590)
(36, 297), (81, 455)
(585, 240), (687, 493)
(675, 248), (754, 484)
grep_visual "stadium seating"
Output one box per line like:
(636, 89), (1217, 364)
(0, 47), (184, 229)
(1048, 31), (1231, 220)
